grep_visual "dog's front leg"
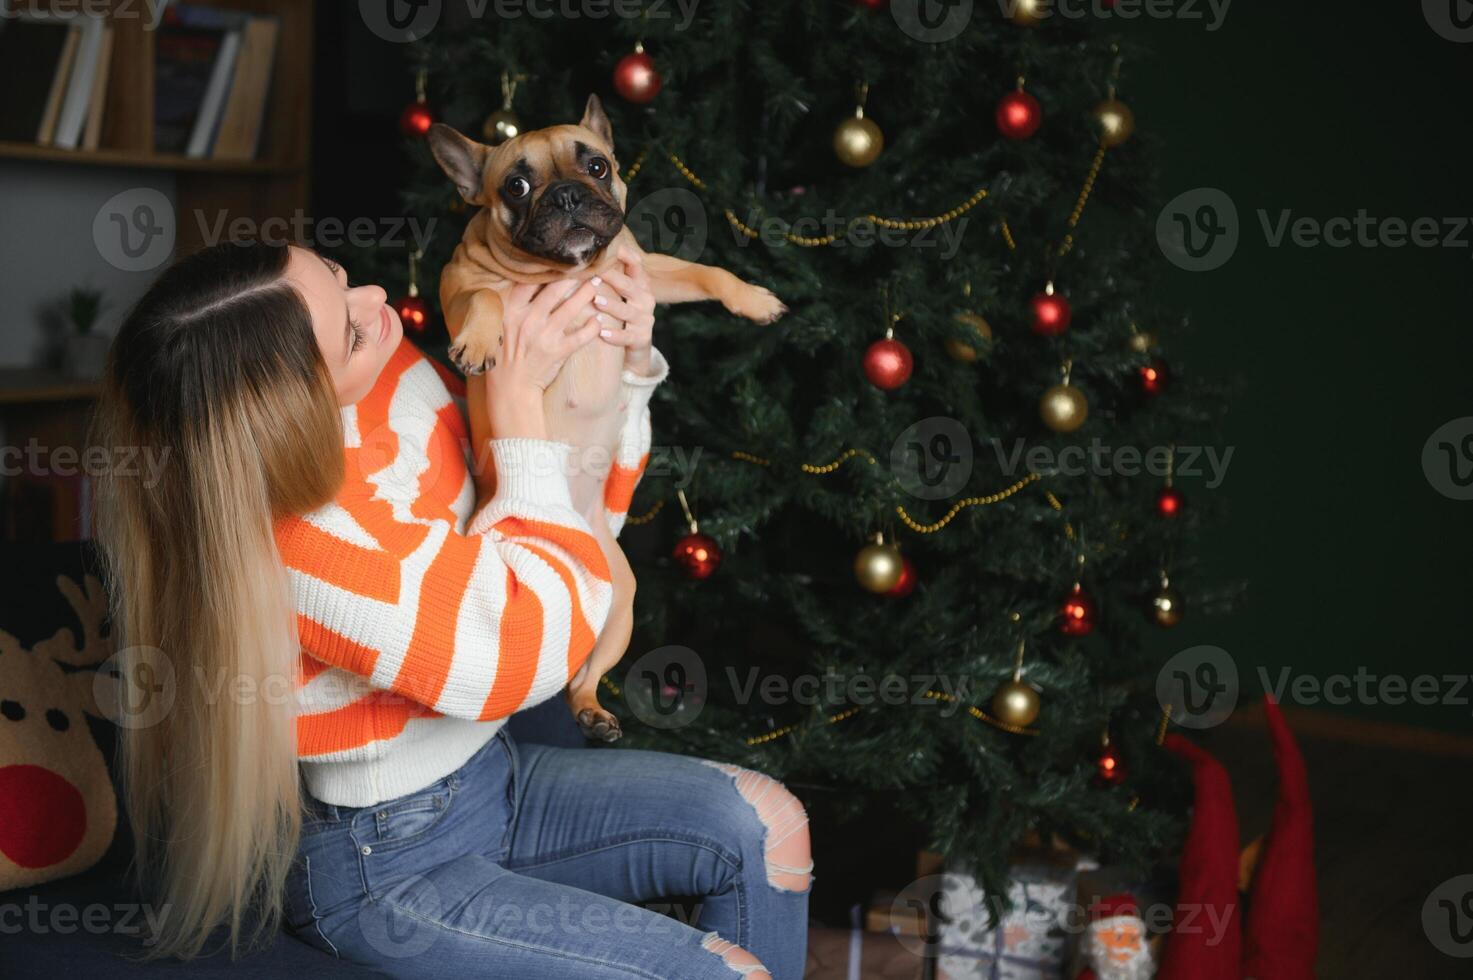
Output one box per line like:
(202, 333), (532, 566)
(642, 252), (787, 323)
(445, 288), (506, 505)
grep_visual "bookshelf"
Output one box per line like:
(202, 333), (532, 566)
(1, 0), (314, 254)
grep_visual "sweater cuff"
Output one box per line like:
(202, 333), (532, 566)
(622, 345), (669, 388)
(467, 438), (574, 536)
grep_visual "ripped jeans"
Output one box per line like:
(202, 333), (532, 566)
(283, 727), (812, 979)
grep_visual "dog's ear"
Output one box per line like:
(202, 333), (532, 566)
(579, 94), (614, 151)
(428, 123), (490, 205)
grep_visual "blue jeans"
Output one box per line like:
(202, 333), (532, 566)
(282, 727), (811, 978)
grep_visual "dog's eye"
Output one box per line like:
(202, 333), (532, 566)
(504, 176), (531, 199)
(588, 157), (609, 179)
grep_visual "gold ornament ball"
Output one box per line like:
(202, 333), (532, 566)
(1010, 0), (1048, 26)
(1128, 329), (1159, 354)
(991, 679), (1041, 727)
(1040, 383), (1089, 433)
(834, 115), (884, 168)
(1093, 99), (1135, 148)
(482, 108), (522, 145)
(854, 542), (904, 593)
(1152, 586), (1183, 627)
(947, 312), (995, 363)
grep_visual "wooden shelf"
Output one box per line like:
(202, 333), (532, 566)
(0, 140), (303, 175)
(0, 369), (102, 405)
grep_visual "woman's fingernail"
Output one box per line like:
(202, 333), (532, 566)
(597, 313), (610, 323)
(600, 329), (613, 339)
(591, 276), (602, 286)
(594, 295), (608, 306)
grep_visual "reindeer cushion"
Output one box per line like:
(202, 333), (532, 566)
(0, 569), (118, 891)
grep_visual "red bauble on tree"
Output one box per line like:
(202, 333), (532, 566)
(1029, 282), (1071, 336)
(863, 331), (913, 390)
(395, 294), (429, 333)
(1156, 486), (1184, 518)
(996, 81), (1042, 140)
(1139, 359), (1168, 395)
(673, 532), (721, 580)
(1059, 582), (1096, 636)
(886, 557), (916, 598)
(400, 101), (433, 138)
(1095, 739), (1128, 786)
(614, 42), (662, 104)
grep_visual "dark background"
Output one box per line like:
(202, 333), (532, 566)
(309, 1), (1473, 735)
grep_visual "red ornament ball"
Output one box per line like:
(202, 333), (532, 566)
(614, 51), (662, 104)
(863, 337), (913, 390)
(1156, 486), (1184, 518)
(886, 557), (916, 598)
(1059, 583), (1096, 636)
(1029, 289), (1072, 336)
(395, 295), (430, 333)
(673, 532), (721, 580)
(1139, 360), (1168, 395)
(399, 101), (434, 139)
(996, 89), (1042, 140)
(1095, 742), (1128, 786)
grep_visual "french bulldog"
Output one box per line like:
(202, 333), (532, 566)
(428, 94), (785, 741)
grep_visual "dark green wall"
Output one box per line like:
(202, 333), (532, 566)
(1129, 5), (1473, 731)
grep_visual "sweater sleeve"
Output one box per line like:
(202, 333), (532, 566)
(604, 345), (669, 538)
(276, 438), (612, 722)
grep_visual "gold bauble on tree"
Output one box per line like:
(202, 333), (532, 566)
(1127, 323), (1158, 354)
(991, 679), (1041, 727)
(1009, 0), (1048, 26)
(482, 108), (521, 145)
(1040, 383), (1089, 433)
(947, 312), (994, 363)
(1152, 573), (1183, 627)
(854, 535), (904, 593)
(1093, 98), (1135, 148)
(834, 112), (883, 168)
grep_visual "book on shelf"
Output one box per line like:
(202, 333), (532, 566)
(211, 15), (279, 162)
(52, 13), (107, 149)
(81, 26), (115, 152)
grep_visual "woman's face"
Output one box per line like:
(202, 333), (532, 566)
(285, 245), (404, 405)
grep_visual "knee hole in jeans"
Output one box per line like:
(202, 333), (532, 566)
(699, 761), (813, 894)
(702, 932), (773, 979)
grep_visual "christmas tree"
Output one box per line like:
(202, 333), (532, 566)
(362, 2), (1224, 903)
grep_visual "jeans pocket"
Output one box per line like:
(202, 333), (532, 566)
(363, 777), (457, 853)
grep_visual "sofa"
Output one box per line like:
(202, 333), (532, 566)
(0, 540), (587, 978)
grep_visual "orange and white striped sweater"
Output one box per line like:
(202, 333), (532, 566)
(273, 336), (667, 807)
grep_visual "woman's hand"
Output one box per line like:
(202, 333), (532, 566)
(483, 277), (602, 439)
(590, 244), (656, 375)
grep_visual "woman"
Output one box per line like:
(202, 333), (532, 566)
(94, 240), (811, 979)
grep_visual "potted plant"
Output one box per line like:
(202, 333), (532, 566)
(64, 287), (110, 379)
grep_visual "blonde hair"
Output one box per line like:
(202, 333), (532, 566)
(93, 241), (344, 959)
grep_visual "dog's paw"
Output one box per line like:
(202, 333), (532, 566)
(449, 330), (500, 375)
(726, 285), (787, 324)
(576, 706), (623, 743)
